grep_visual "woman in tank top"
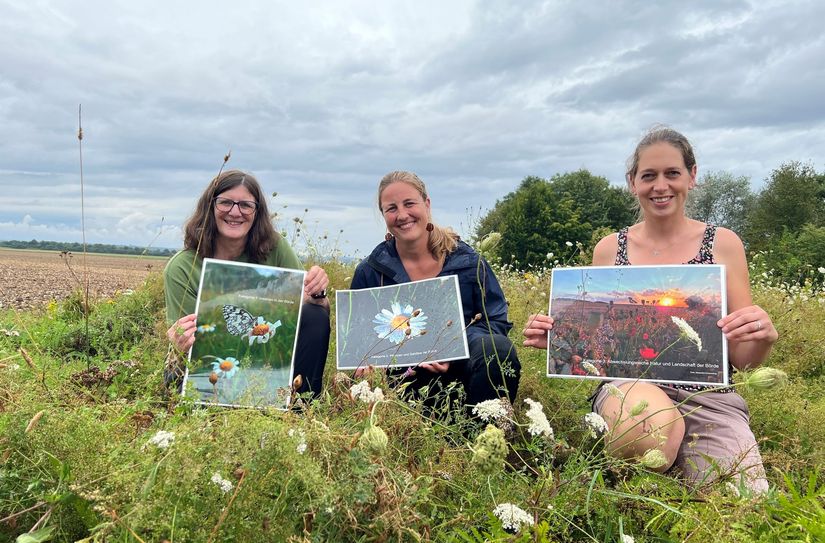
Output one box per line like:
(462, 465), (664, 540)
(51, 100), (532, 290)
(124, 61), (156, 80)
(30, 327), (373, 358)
(523, 127), (778, 492)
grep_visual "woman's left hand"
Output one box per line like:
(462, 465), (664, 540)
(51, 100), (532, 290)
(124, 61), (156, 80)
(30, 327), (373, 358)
(304, 265), (329, 304)
(419, 361), (451, 374)
(718, 305), (778, 344)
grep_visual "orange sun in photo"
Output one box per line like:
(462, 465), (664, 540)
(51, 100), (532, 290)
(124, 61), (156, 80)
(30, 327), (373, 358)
(659, 297), (676, 306)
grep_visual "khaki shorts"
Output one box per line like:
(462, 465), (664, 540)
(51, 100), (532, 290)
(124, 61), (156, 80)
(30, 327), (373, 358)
(593, 383), (768, 493)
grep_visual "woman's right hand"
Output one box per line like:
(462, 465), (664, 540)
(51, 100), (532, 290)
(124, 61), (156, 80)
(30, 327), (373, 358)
(522, 314), (554, 349)
(167, 313), (197, 353)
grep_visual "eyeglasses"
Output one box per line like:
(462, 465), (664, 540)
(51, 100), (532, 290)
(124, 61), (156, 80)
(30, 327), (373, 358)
(214, 197), (258, 215)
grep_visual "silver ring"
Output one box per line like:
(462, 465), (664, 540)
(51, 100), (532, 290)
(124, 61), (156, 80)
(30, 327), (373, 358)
(755, 320), (762, 331)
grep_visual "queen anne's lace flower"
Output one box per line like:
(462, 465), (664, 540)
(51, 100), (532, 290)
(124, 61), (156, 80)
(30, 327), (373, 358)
(349, 381), (384, 404)
(472, 399), (508, 422)
(604, 383), (625, 399)
(493, 503), (534, 532)
(621, 535), (635, 543)
(523, 399), (553, 439)
(671, 316), (702, 351)
(581, 361), (600, 376)
(288, 428), (308, 454)
(147, 430), (175, 450)
(584, 412), (608, 438)
(210, 472), (233, 494)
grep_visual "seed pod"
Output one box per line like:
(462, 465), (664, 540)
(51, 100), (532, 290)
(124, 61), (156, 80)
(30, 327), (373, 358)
(629, 399), (649, 417)
(640, 448), (668, 469)
(292, 374), (304, 391)
(209, 372), (219, 385)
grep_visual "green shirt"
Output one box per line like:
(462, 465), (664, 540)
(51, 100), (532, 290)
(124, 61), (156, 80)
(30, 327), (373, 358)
(163, 241), (304, 323)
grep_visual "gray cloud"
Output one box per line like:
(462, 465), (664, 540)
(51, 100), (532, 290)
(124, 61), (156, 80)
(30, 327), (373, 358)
(1, 0), (823, 255)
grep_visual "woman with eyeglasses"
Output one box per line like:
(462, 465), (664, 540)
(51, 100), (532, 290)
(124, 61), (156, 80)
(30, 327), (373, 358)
(163, 169), (330, 397)
(350, 170), (521, 417)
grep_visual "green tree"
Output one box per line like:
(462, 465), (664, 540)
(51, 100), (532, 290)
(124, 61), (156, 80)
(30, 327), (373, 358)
(686, 171), (755, 235)
(746, 162), (825, 251)
(476, 170), (635, 267)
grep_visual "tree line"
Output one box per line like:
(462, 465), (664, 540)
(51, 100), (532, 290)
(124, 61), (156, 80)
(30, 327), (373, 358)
(0, 239), (177, 257)
(474, 162), (825, 285)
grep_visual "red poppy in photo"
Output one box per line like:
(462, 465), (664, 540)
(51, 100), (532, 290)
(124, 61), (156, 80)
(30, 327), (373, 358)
(639, 347), (658, 360)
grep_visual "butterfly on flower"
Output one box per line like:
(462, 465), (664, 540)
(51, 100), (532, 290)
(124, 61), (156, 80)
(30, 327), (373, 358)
(222, 305), (282, 346)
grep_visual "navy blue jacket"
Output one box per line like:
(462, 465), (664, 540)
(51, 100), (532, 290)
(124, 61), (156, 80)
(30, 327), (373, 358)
(350, 239), (513, 345)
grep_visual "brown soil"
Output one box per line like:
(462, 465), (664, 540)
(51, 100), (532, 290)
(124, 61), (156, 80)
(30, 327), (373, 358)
(0, 248), (168, 310)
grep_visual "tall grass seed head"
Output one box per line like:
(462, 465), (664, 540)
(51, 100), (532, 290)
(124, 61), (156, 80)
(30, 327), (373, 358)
(671, 316), (702, 351)
(471, 424), (507, 475)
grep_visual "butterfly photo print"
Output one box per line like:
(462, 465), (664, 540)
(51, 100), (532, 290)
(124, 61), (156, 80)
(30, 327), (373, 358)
(184, 259), (305, 408)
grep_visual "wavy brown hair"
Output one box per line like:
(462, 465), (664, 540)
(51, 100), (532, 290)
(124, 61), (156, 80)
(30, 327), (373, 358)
(378, 170), (459, 260)
(183, 170), (278, 263)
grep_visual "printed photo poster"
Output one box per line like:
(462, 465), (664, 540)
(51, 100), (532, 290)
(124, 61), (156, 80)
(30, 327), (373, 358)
(336, 276), (469, 370)
(183, 258), (305, 408)
(546, 265), (729, 386)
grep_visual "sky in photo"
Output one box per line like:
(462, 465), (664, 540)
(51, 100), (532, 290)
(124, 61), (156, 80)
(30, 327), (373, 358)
(551, 265), (724, 307)
(1, 0), (823, 257)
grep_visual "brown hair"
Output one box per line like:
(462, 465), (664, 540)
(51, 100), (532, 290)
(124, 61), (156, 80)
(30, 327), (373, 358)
(377, 170), (458, 260)
(626, 125), (697, 186)
(183, 169), (278, 263)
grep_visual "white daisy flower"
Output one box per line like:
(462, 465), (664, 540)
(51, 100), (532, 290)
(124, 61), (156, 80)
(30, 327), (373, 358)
(211, 357), (241, 379)
(247, 317), (282, 346)
(372, 302), (427, 344)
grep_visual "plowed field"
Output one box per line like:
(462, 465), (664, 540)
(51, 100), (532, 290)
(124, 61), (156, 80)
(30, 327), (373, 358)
(0, 248), (168, 310)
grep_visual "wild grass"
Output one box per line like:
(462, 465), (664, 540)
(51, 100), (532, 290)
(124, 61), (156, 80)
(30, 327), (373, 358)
(1, 250), (824, 542)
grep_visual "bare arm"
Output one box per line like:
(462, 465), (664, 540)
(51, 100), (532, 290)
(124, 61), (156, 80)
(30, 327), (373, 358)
(714, 228), (778, 370)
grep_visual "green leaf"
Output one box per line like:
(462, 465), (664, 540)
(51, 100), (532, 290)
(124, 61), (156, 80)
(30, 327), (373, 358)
(16, 526), (55, 543)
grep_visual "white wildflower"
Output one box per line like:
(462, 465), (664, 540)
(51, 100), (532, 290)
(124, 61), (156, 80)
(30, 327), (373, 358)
(621, 535), (635, 543)
(493, 503), (534, 533)
(288, 428), (308, 454)
(818, 266), (825, 274)
(546, 252), (554, 259)
(565, 241), (573, 247)
(671, 316), (702, 351)
(524, 399), (554, 439)
(473, 399), (508, 422)
(581, 361), (600, 376)
(349, 380), (383, 403)
(604, 383), (625, 399)
(210, 472), (233, 494)
(147, 430), (175, 450)
(584, 412), (608, 438)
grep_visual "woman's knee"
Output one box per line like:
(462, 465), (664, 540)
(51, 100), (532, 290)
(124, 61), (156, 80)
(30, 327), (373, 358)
(599, 382), (685, 470)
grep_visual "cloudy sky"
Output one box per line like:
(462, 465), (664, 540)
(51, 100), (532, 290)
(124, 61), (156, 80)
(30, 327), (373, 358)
(1, 0), (823, 257)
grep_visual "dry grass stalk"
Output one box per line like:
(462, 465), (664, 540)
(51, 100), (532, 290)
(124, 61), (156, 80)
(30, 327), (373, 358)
(19, 348), (36, 371)
(25, 410), (45, 433)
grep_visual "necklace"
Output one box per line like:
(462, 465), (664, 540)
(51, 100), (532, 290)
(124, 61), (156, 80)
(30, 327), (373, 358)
(649, 238), (680, 256)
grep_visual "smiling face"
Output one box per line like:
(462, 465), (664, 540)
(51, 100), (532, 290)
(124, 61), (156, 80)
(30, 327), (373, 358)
(214, 184), (257, 243)
(379, 181), (431, 244)
(629, 142), (697, 219)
